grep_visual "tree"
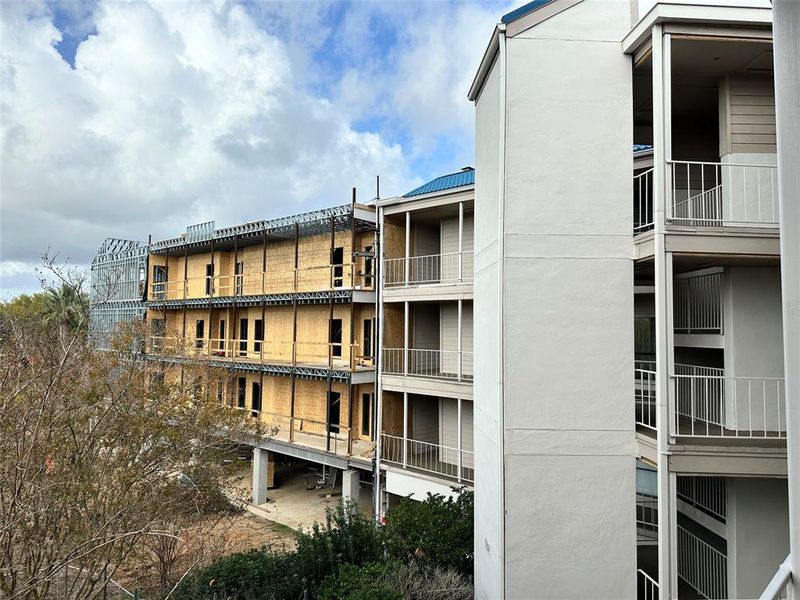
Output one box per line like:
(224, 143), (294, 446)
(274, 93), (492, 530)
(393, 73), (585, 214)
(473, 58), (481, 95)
(0, 264), (267, 599)
(42, 281), (89, 333)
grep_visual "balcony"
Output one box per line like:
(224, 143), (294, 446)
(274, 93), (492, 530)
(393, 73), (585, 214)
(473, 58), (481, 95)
(382, 348), (473, 382)
(146, 336), (374, 374)
(668, 161), (778, 228)
(383, 252), (473, 301)
(380, 433), (474, 484)
(150, 262), (375, 302)
(633, 362), (786, 440)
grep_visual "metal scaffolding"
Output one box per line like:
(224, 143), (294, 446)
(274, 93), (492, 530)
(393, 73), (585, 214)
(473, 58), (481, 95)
(89, 238), (148, 349)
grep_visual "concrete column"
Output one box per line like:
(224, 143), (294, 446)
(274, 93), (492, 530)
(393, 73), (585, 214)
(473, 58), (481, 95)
(342, 469), (360, 504)
(252, 447), (274, 505)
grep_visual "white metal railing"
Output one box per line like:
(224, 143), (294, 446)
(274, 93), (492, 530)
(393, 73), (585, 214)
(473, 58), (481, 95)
(634, 168), (655, 232)
(384, 252), (474, 287)
(636, 569), (658, 600)
(677, 476), (727, 522)
(668, 160), (779, 227)
(674, 373), (786, 438)
(678, 525), (728, 599)
(635, 366), (657, 430)
(382, 348), (473, 381)
(760, 556), (792, 600)
(637, 569), (659, 600)
(380, 433), (474, 483)
(674, 269), (723, 334)
(636, 495), (658, 542)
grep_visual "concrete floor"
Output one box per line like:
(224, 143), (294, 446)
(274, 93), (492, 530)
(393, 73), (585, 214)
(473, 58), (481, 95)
(232, 459), (372, 532)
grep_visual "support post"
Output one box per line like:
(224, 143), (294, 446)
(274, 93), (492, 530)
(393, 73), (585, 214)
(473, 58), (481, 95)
(458, 299), (463, 379)
(404, 301), (409, 375)
(252, 447), (271, 505)
(342, 469), (360, 504)
(457, 397), (463, 482)
(402, 392), (408, 468)
(458, 201), (464, 281)
(773, 3), (800, 597)
(404, 211), (411, 284)
(653, 25), (675, 600)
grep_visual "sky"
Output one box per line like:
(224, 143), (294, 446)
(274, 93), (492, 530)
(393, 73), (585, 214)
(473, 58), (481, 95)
(0, 0), (516, 297)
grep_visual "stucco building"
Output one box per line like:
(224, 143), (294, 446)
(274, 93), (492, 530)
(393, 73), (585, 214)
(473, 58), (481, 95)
(469, 0), (792, 598)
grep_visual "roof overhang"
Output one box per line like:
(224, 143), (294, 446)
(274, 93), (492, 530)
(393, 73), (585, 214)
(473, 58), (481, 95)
(468, 24), (503, 102)
(468, 0), (585, 101)
(623, 2), (773, 55)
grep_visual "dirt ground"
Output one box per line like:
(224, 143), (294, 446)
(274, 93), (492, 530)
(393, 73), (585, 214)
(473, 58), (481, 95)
(114, 511), (298, 596)
(228, 458), (373, 531)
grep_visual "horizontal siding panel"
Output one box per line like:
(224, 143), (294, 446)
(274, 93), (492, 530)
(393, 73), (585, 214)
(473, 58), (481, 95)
(732, 123), (776, 135)
(731, 133), (777, 145)
(731, 143), (778, 154)
(731, 105), (775, 117)
(730, 114), (775, 125)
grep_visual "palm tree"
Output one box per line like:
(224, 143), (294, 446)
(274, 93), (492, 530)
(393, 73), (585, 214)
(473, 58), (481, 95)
(42, 282), (89, 333)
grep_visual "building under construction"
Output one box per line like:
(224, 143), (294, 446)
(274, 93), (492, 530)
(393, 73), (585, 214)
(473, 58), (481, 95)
(143, 202), (378, 504)
(89, 238), (148, 349)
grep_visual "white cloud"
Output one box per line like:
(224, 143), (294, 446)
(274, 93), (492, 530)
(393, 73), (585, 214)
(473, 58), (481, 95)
(1, 0), (516, 296)
(0, 1), (415, 284)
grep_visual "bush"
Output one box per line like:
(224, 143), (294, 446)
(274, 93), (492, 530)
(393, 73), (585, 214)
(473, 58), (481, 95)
(383, 489), (474, 576)
(174, 501), (383, 599)
(172, 549), (303, 600)
(317, 562), (403, 600)
(318, 561), (472, 600)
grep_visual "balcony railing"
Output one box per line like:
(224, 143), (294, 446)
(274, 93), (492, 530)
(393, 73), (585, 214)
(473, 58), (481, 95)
(678, 525), (727, 600)
(677, 476), (726, 522)
(674, 371), (786, 439)
(636, 495), (658, 542)
(674, 270), (723, 334)
(146, 336), (369, 370)
(634, 168), (654, 232)
(382, 348), (473, 381)
(384, 252), (474, 287)
(637, 569), (659, 600)
(149, 262), (375, 301)
(381, 433), (473, 483)
(635, 364), (657, 431)
(668, 160), (778, 227)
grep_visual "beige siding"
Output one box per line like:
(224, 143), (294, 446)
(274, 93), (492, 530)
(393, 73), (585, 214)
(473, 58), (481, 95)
(720, 76), (776, 155)
(440, 213), (475, 254)
(439, 398), (474, 469)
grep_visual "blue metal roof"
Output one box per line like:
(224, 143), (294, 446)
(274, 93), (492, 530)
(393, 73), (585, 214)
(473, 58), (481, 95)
(633, 144), (653, 153)
(501, 0), (556, 24)
(403, 168), (475, 198)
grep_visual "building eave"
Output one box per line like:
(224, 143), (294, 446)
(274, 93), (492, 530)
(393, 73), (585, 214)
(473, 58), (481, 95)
(468, 24), (503, 102)
(623, 2), (773, 55)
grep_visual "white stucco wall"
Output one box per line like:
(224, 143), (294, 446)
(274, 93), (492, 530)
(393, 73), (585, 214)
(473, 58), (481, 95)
(473, 50), (504, 600)
(474, 1), (636, 597)
(723, 267), (785, 430)
(726, 477), (790, 598)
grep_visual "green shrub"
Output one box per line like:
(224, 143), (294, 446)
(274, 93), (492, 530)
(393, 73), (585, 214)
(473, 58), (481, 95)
(172, 549), (303, 600)
(174, 501), (383, 599)
(291, 500), (384, 593)
(317, 562), (402, 600)
(318, 561), (472, 600)
(383, 489), (474, 576)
